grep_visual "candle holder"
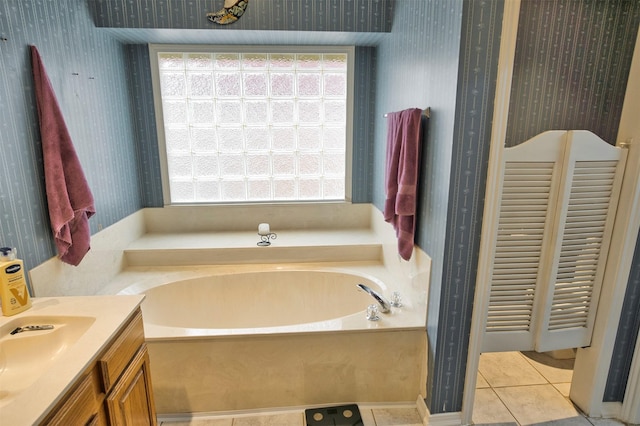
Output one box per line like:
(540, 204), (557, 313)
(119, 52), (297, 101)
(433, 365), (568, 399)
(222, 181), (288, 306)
(257, 232), (277, 246)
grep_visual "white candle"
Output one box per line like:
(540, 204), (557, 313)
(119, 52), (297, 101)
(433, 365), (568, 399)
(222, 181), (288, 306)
(258, 223), (270, 235)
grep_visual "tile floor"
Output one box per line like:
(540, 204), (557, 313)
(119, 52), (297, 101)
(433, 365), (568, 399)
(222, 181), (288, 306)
(159, 351), (629, 426)
(473, 351), (626, 426)
(159, 405), (423, 426)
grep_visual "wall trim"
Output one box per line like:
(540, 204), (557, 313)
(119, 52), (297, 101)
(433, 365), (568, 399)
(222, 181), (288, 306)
(426, 413), (463, 425)
(416, 395), (428, 423)
(570, 19), (640, 415)
(622, 291), (640, 423)
(614, 24), (640, 426)
(601, 402), (623, 419)
(417, 395), (462, 425)
(570, 126), (640, 417)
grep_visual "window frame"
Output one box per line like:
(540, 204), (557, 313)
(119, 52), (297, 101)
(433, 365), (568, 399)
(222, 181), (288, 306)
(149, 44), (355, 206)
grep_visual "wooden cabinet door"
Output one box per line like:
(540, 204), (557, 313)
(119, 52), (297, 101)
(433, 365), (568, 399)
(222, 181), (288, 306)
(105, 344), (157, 426)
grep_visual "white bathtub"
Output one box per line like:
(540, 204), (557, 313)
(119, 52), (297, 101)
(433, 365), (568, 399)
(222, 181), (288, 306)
(118, 264), (427, 414)
(141, 269), (386, 331)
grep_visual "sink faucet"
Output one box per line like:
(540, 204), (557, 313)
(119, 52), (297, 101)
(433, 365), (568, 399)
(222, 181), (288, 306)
(356, 283), (391, 313)
(10, 324), (54, 335)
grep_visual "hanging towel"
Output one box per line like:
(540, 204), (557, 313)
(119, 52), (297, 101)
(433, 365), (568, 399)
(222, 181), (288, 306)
(383, 108), (423, 261)
(31, 45), (95, 266)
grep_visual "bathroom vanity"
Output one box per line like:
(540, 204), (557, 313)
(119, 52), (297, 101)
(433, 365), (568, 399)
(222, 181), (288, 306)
(0, 295), (155, 425)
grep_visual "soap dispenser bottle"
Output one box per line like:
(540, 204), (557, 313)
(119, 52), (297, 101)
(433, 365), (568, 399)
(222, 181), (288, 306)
(0, 247), (32, 316)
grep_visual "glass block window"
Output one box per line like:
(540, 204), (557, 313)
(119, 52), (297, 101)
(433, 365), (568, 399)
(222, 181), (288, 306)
(151, 46), (352, 204)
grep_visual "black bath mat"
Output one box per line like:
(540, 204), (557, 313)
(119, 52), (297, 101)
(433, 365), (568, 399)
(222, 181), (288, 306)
(305, 404), (363, 426)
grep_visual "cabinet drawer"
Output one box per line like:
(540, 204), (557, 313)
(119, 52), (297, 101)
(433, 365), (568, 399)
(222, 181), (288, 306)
(44, 366), (105, 425)
(98, 309), (144, 392)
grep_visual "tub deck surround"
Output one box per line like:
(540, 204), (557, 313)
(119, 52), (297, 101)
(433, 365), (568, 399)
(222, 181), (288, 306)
(147, 329), (427, 414)
(110, 261), (427, 340)
(112, 261), (428, 414)
(124, 229), (383, 266)
(25, 204), (432, 416)
(29, 204), (431, 300)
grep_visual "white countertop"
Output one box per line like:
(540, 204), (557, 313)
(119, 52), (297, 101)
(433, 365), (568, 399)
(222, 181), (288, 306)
(0, 295), (145, 426)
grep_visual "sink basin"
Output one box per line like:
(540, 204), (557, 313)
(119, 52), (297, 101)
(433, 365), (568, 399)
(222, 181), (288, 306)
(0, 315), (96, 405)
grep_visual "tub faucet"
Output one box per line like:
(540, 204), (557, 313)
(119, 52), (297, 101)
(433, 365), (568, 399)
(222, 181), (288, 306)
(356, 283), (391, 313)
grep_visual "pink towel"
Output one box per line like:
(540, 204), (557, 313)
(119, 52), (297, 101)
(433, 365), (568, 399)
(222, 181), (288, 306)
(31, 46), (95, 266)
(383, 108), (423, 260)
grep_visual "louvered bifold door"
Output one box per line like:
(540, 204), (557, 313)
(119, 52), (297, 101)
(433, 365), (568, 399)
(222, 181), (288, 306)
(482, 131), (567, 353)
(534, 131), (627, 352)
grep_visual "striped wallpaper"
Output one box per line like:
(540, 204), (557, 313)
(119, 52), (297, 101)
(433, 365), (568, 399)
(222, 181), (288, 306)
(0, 0), (143, 270)
(126, 44), (164, 208)
(436, 0), (504, 413)
(90, 0), (395, 32)
(373, 0), (504, 413)
(506, 0), (640, 146)
(1, 0), (639, 412)
(374, 0), (466, 410)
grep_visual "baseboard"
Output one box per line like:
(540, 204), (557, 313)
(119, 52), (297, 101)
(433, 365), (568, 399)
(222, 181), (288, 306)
(416, 395), (463, 426)
(425, 411), (463, 425)
(157, 400), (424, 423)
(600, 401), (622, 419)
(416, 395), (428, 423)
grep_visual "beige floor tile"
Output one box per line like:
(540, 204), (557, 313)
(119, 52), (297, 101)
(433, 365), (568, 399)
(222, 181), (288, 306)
(477, 372), (490, 388)
(472, 388), (517, 425)
(359, 408), (377, 426)
(372, 407), (423, 426)
(521, 351), (574, 384)
(494, 384), (589, 425)
(524, 418), (593, 425)
(479, 352), (547, 388)
(472, 422), (520, 425)
(587, 418), (628, 425)
(552, 382), (572, 398)
(160, 418), (233, 425)
(232, 412), (304, 426)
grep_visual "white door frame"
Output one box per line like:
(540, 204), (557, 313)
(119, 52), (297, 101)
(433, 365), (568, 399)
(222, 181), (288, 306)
(569, 18), (640, 418)
(607, 22), (640, 425)
(461, 5), (640, 425)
